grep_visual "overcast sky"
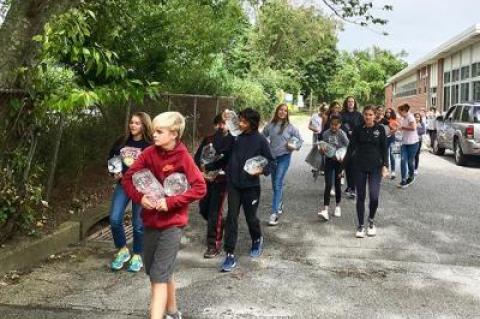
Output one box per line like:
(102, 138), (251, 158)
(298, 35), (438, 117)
(335, 0), (479, 64)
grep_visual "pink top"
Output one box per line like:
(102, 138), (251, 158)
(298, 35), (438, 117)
(401, 113), (419, 145)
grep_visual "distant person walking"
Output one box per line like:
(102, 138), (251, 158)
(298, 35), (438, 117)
(345, 106), (388, 238)
(263, 103), (303, 226)
(317, 115), (349, 221)
(306, 104), (325, 180)
(385, 107), (400, 179)
(397, 103), (419, 189)
(340, 96), (363, 198)
(414, 112), (426, 176)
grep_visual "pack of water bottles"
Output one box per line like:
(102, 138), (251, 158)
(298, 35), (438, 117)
(317, 141), (337, 158)
(107, 156), (123, 174)
(224, 109), (242, 137)
(243, 156), (268, 175)
(132, 169), (189, 205)
(287, 136), (302, 150)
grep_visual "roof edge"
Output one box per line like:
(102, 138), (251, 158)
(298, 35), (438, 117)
(386, 23), (480, 85)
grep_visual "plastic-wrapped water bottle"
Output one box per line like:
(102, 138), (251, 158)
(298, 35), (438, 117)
(132, 169), (165, 204)
(287, 136), (302, 150)
(243, 156), (268, 175)
(224, 110), (242, 137)
(163, 173), (189, 196)
(335, 147), (347, 162)
(107, 156), (123, 174)
(317, 141), (336, 158)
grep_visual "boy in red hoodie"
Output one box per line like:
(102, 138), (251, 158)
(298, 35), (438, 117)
(122, 111), (206, 319)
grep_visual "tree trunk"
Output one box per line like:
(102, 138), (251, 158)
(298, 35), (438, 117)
(0, 0), (80, 87)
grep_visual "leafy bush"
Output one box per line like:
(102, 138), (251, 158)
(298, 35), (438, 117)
(0, 148), (44, 243)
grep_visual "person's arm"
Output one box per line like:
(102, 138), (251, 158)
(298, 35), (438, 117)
(340, 130), (350, 148)
(379, 126), (389, 168)
(193, 138), (207, 168)
(291, 126), (304, 150)
(344, 126), (358, 165)
(260, 136), (276, 177)
(262, 123), (270, 138)
(121, 150), (149, 205)
(164, 154), (207, 211)
(205, 136), (233, 171)
(402, 114), (417, 131)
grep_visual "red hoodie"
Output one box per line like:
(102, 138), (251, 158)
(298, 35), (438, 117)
(122, 142), (206, 230)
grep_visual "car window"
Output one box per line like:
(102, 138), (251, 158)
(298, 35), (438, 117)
(445, 106), (455, 120)
(473, 106), (480, 123)
(453, 105), (463, 121)
(461, 106), (471, 122)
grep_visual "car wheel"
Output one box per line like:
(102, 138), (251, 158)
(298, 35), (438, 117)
(454, 139), (467, 166)
(432, 135), (445, 155)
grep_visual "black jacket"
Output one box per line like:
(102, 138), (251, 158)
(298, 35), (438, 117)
(340, 110), (363, 137)
(206, 130), (275, 189)
(345, 123), (388, 172)
(194, 130), (234, 183)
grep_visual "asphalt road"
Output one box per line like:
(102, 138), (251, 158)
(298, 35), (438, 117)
(1, 115), (480, 318)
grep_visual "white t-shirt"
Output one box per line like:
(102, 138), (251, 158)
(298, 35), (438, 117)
(310, 113), (322, 143)
(401, 113), (419, 145)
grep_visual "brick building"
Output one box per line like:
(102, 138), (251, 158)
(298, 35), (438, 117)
(385, 24), (480, 113)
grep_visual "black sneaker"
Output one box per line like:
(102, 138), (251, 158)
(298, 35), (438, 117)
(397, 180), (408, 189)
(406, 176), (415, 186)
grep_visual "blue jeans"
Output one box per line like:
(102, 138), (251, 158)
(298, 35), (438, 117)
(400, 143), (419, 181)
(387, 136), (396, 171)
(109, 183), (144, 254)
(271, 153), (291, 214)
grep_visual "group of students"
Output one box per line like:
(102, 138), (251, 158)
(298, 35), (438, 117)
(104, 98), (425, 318)
(308, 97), (427, 237)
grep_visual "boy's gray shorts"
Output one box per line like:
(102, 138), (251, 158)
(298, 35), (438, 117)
(144, 227), (182, 283)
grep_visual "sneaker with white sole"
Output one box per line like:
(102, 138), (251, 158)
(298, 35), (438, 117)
(367, 222), (377, 237)
(165, 311), (182, 319)
(111, 248), (131, 271)
(334, 206), (341, 217)
(355, 226), (366, 238)
(268, 213), (279, 226)
(318, 209), (329, 221)
(330, 189), (335, 196)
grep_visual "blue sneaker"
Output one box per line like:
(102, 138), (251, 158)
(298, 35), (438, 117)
(250, 236), (264, 257)
(221, 254), (236, 272)
(111, 248), (131, 271)
(127, 254), (143, 272)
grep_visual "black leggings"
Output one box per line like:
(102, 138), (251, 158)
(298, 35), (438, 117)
(324, 159), (342, 206)
(355, 169), (382, 226)
(415, 139), (422, 170)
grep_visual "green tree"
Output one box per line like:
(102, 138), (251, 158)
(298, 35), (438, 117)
(328, 47), (407, 106)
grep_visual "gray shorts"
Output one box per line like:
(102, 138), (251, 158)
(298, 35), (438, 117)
(144, 227), (182, 283)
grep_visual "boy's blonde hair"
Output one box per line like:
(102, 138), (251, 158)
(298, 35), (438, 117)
(153, 111), (186, 138)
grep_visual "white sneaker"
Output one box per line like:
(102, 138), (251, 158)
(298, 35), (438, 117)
(390, 171), (396, 179)
(414, 170), (419, 176)
(330, 189), (335, 196)
(355, 226), (366, 238)
(367, 223), (377, 237)
(334, 206), (341, 217)
(268, 213), (279, 226)
(318, 209), (329, 221)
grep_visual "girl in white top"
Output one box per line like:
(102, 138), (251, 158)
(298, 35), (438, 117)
(397, 103), (419, 188)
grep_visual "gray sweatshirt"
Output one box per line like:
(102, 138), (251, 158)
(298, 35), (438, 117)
(322, 129), (349, 150)
(262, 122), (303, 158)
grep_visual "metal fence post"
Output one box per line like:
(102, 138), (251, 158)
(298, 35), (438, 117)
(167, 94), (171, 111)
(215, 97), (219, 114)
(192, 96), (198, 151)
